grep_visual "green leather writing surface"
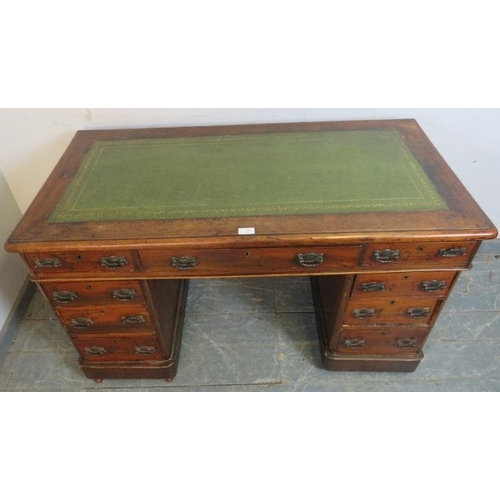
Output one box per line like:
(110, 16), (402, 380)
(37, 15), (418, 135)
(49, 129), (447, 223)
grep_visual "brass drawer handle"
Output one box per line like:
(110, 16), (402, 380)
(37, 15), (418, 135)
(406, 307), (430, 319)
(122, 315), (146, 324)
(34, 257), (62, 268)
(112, 289), (138, 301)
(101, 256), (128, 270)
(419, 280), (447, 293)
(134, 346), (156, 355)
(294, 252), (325, 267)
(437, 247), (467, 258)
(171, 256), (199, 270)
(344, 339), (366, 348)
(359, 281), (386, 292)
(52, 291), (78, 304)
(396, 338), (418, 348)
(70, 317), (93, 329)
(372, 249), (400, 264)
(351, 308), (376, 319)
(85, 346), (107, 356)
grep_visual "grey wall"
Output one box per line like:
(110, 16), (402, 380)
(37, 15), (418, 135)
(0, 169), (27, 333)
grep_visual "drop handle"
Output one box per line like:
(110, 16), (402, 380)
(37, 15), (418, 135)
(419, 280), (447, 293)
(344, 339), (366, 348)
(171, 256), (199, 270)
(52, 291), (78, 304)
(406, 307), (430, 319)
(371, 249), (400, 264)
(112, 289), (137, 301)
(101, 256), (128, 270)
(351, 308), (376, 319)
(294, 252), (325, 267)
(122, 315), (146, 324)
(85, 346), (107, 356)
(70, 317), (93, 329)
(134, 346), (156, 355)
(359, 281), (386, 292)
(34, 257), (62, 268)
(396, 338), (418, 348)
(437, 247), (467, 258)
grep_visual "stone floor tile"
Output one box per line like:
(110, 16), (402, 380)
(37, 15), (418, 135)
(276, 312), (318, 344)
(24, 290), (57, 320)
(182, 312), (278, 347)
(274, 280), (314, 313)
(476, 240), (500, 253)
(277, 337), (398, 389)
(186, 278), (276, 314)
(433, 312), (500, 341)
(7, 319), (72, 354)
(288, 377), (500, 392)
(470, 252), (500, 271)
(169, 342), (282, 386)
(416, 339), (500, 380)
(85, 383), (284, 392)
(444, 270), (500, 312)
(0, 350), (89, 391)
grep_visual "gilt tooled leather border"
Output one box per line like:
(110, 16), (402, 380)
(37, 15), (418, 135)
(49, 130), (448, 223)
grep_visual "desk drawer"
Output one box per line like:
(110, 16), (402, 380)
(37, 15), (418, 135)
(26, 251), (138, 277)
(42, 280), (146, 307)
(56, 303), (154, 334)
(361, 241), (476, 269)
(351, 271), (458, 298)
(73, 334), (163, 362)
(337, 327), (428, 355)
(343, 297), (441, 326)
(140, 245), (361, 277)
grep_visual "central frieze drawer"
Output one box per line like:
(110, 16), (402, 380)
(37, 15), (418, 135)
(56, 303), (154, 334)
(140, 246), (361, 277)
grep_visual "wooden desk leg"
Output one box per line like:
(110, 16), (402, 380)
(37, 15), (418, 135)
(311, 276), (422, 373)
(80, 279), (189, 381)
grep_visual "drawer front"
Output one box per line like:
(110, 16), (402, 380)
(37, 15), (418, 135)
(361, 241), (477, 269)
(351, 271), (458, 298)
(336, 328), (428, 355)
(140, 245), (361, 277)
(42, 280), (146, 307)
(56, 304), (154, 334)
(25, 251), (138, 277)
(343, 297), (441, 326)
(73, 334), (163, 362)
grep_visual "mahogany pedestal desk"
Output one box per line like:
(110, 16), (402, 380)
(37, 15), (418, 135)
(5, 120), (497, 382)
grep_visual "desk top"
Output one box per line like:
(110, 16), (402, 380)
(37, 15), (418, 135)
(6, 119), (497, 252)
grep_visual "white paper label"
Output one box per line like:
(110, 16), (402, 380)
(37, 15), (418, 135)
(238, 227), (256, 235)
